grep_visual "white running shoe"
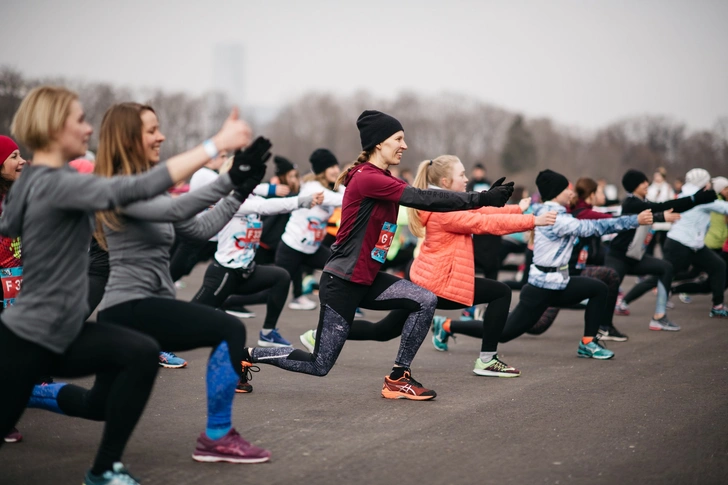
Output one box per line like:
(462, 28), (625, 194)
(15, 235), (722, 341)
(288, 296), (317, 310)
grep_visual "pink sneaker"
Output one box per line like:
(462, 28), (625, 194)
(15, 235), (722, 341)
(4, 427), (22, 443)
(192, 428), (271, 464)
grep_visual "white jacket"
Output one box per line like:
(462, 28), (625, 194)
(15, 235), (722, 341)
(280, 180), (344, 254)
(667, 184), (728, 250)
(215, 195), (303, 269)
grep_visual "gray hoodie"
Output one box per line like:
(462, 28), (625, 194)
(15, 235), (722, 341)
(0, 163), (173, 353)
(98, 172), (239, 311)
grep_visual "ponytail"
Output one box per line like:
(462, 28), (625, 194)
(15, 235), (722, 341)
(334, 150), (371, 190)
(407, 155), (461, 238)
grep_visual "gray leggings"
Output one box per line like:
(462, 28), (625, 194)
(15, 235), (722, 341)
(251, 272), (437, 375)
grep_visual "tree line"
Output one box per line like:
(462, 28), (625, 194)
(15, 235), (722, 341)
(2, 66), (726, 194)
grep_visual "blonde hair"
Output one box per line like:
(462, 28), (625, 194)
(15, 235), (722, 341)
(93, 102), (156, 249)
(303, 170), (330, 187)
(407, 155), (461, 238)
(334, 150), (372, 190)
(11, 86), (79, 151)
(218, 155), (234, 174)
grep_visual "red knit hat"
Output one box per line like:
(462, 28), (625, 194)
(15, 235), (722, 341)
(0, 136), (19, 166)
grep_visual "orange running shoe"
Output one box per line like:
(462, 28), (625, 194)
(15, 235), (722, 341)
(381, 370), (436, 401)
(236, 360), (260, 394)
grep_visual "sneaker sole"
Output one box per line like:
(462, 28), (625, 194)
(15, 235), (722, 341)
(381, 390), (436, 401)
(577, 352), (614, 360)
(431, 336), (448, 352)
(191, 453), (270, 464)
(299, 335), (315, 353)
(3, 437), (21, 443)
(614, 311), (630, 316)
(159, 362), (187, 369)
(598, 335), (629, 342)
(225, 310), (256, 319)
(235, 387), (252, 394)
(256, 340), (292, 348)
(473, 369), (521, 377)
(288, 305), (317, 311)
(649, 325), (681, 331)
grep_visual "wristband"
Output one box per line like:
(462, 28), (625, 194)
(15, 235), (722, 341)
(203, 139), (219, 160)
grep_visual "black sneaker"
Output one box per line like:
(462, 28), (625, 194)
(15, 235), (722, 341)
(236, 360), (260, 393)
(598, 325), (629, 342)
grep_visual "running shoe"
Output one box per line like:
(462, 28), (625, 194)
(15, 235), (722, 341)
(381, 370), (437, 401)
(159, 351), (187, 369)
(577, 335), (615, 360)
(649, 316), (681, 331)
(192, 428), (271, 464)
(473, 305), (485, 321)
(460, 305), (476, 321)
(354, 307), (365, 318)
(83, 462), (139, 485)
(3, 427), (22, 443)
(302, 274), (316, 295)
(709, 307), (728, 318)
(236, 360), (260, 394)
(431, 316), (452, 352)
(224, 305), (256, 319)
(288, 296), (317, 310)
(678, 293), (693, 304)
(614, 301), (630, 316)
(257, 328), (292, 348)
(299, 329), (316, 353)
(598, 325), (629, 342)
(473, 355), (521, 377)
(666, 300), (675, 309)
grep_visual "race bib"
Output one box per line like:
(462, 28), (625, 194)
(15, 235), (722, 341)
(371, 222), (396, 263)
(1, 267), (22, 308)
(233, 220), (263, 250)
(306, 217), (327, 247)
(575, 247), (589, 270)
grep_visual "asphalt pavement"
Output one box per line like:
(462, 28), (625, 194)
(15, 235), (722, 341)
(1, 265), (727, 485)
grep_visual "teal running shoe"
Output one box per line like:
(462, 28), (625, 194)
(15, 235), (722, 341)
(710, 306), (728, 318)
(159, 351), (187, 368)
(577, 335), (614, 360)
(83, 462), (139, 485)
(460, 305), (475, 321)
(432, 316), (452, 352)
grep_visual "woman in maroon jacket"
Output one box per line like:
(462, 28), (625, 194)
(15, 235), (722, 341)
(243, 110), (514, 400)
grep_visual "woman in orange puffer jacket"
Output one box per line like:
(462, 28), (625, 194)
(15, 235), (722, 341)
(407, 156), (556, 377)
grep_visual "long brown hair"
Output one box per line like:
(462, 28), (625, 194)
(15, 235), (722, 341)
(334, 150), (372, 191)
(407, 155), (461, 238)
(93, 102), (156, 248)
(575, 177), (598, 201)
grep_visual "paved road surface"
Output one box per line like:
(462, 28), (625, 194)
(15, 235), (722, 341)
(2, 265), (727, 484)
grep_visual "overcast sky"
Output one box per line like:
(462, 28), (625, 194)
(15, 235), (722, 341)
(2, 0), (727, 130)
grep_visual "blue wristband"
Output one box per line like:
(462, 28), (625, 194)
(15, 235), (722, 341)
(268, 184), (277, 197)
(203, 139), (218, 160)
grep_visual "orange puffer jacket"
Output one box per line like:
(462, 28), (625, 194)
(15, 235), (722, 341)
(410, 205), (535, 306)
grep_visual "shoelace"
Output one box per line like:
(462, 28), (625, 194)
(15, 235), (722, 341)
(487, 358), (510, 372)
(241, 363), (260, 383)
(402, 371), (424, 388)
(593, 334), (608, 349)
(162, 351), (181, 360)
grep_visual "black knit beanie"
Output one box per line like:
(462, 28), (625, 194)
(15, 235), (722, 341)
(622, 169), (648, 193)
(274, 155), (296, 177)
(536, 169), (569, 201)
(356, 110), (404, 151)
(310, 149), (338, 175)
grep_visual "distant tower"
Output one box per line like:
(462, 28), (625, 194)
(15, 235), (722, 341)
(212, 43), (245, 107)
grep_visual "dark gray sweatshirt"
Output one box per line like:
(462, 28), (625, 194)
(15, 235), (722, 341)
(0, 163), (173, 353)
(98, 172), (239, 311)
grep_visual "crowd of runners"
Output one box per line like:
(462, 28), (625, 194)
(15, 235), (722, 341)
(1, 86), (726, 484)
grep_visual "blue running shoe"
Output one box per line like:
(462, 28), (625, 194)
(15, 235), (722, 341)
(159, 351), (187, 369)
(432, 316), (452, 352)
(460, 305), (475, 321)
(577, 335), (614, 360)
(83, 462), (140, 485)
(710, 306), (728, 318)
(257, 328), (292, 348)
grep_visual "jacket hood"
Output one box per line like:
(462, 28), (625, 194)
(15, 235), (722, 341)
(679, 183), (700, 197)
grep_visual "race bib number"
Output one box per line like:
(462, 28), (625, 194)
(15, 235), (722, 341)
(233, 221), (263, 250)
(371, 222), (396, 263)
(1, 267), (22, 308)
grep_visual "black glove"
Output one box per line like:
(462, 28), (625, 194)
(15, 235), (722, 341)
(229, 136), (272, 185)
(232, 164), (267, 202)
(478, 177), (514, 207)
(692, 189), (717, 205)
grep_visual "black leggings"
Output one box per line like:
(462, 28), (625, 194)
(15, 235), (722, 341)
(169, 239), (217, 282)
(251, 272), (437, 376)
(500, 276), (609, 342)
(0, 321), (159, 473)
(275, 241), (330, 298)
(193, 261), (290, 329)
(86, 272), (108, 320)
(606, 254), (673, 310)
(658, 240), (726, 305)
(348, 277), (511, 352)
